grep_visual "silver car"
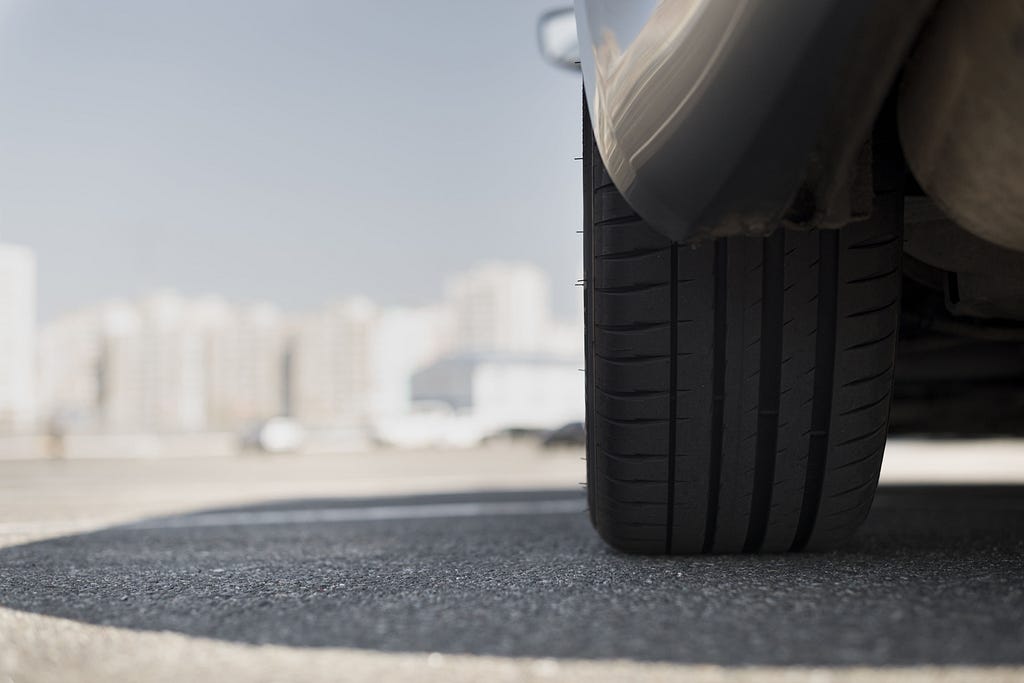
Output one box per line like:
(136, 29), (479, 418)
(540, 1), (1024, 554)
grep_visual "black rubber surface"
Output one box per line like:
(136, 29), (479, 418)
(583, 105), (903, 554)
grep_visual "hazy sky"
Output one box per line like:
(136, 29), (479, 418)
(0, 1), (583, 320)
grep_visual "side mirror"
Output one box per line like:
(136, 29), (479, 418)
(537, 8), (580, 71)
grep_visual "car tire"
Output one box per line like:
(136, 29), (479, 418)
(583, 100), (903, 554)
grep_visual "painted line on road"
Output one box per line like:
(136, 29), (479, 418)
(0, 519), (128, 537)
(123, 499), (587, 530)
(0, 499), (586, 538)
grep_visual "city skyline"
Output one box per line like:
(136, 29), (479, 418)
(4, 240), (584, 449)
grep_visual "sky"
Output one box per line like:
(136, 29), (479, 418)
(0, 0), (583, 320)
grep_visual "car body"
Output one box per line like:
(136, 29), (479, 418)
(572, 0), (1024, 436)
(575, 0), (934, 243)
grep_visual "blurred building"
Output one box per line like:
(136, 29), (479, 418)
(410, 353), (584, 433)
(445, 262), (551, 354)
(29, 259), (583, 445)
(0, 244), (36, 433)
(40, 293), (287, 434)
(204, 300), (286, 429)
(369, 305), (452, 418)
(101, 292), (209, 432)
(395, 261), (585, 444)
(289, 298), (376, 427)
(38, 301), (131, 431)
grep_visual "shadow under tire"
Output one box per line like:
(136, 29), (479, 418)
(583, 109), (903, 554)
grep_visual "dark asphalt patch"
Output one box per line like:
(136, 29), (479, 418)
(0, 487), (1022, 666)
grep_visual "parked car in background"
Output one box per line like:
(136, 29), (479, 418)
(240, 417), (305, 454)
(540, 0), (1024, 554)
(542, 421), (585, 449)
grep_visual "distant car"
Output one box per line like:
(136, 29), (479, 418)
(483, 427), (549, 445)
(539, 1), (1024, 554)
(542, 422), (585, 448)
(241, 417), (305, 454)
(371, 402), (486, 449)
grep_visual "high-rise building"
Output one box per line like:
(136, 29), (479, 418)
(204, 300), (286, 429)
(0, 244), (36, 433)
(101, 292), (209, 432)
(410, 352), (584, 433)
(444, 262), (551, 355)
(289, 298), (376, 427)
(399, 262), (585, 441)
(369, 305), (452, 418)
(31, 259), (579, 443)
(38, 302), (129, 430)
(40, 293), (287, 434)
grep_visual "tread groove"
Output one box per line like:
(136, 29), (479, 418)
(664, 244), (679, 554)
(837, 392), (890, 417)
(594, 412), (677, 426)
(826, 477), (876, 499)
(596, 447), (673, 464)
(595, 214), (646, 228)
(596, 388), (672, 399)
(791, 230), (839, 551)
(593, 352), (679, 365)
(849, 235), (899, 250)
(596, 247), (669, 261)
(744, 231), (784, 552)
(595, 282), (670, 295)
(847, 298), (899, 319)
(833, 444), (886, 472)
(846, 266), (899, 285)
(595, 322), (671, 333)
(844, 329), (896, 351)
(841, 363), (894, 388)
(702, 240), (728, 553)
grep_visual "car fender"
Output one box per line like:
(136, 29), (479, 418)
(575, 0), (934, 243)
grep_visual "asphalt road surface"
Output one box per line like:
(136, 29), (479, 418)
(1, 444), (1023, 681)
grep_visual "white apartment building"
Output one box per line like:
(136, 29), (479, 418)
(0, 244), (36, 433)
(289, 298), (376, 427)
(38, 301), (132, 430)
(204, 300), (286, 429)
(39, 293), (288, 434)
(410, 353), (584, 433)
(369, 305), (452, 418)
(101, 292), (209, 432)
(444, 262), (551, 355)
(31, 260), (579, 442)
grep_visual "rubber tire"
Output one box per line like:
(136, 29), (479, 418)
(583, 105), (903, 554)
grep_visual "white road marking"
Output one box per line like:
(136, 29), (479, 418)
(0, 518), (124, 537)
(0, 499), (586, 538)
(0, 499), (585, 537)
(122, 498), (586, 530)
